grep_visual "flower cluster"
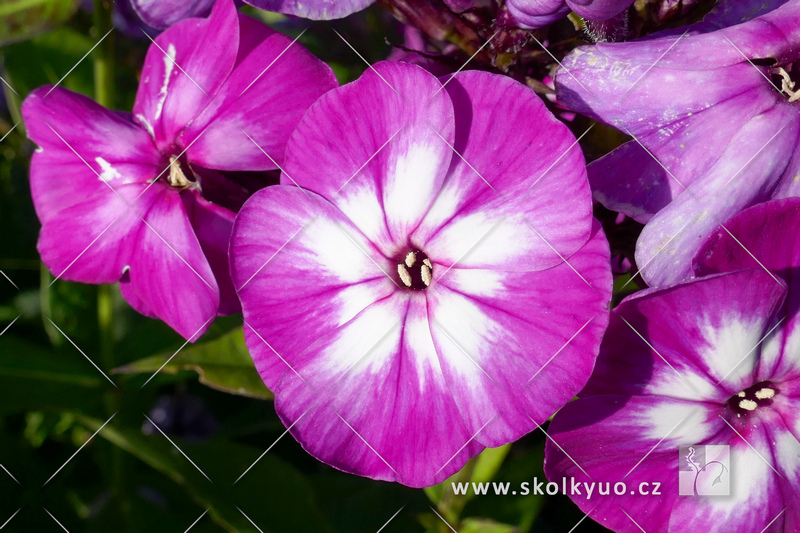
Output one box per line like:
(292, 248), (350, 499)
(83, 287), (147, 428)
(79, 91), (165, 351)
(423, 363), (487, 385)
(18, 0), (800, 528)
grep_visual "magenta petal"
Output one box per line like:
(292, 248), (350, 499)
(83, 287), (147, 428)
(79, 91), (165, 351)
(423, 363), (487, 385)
(22, 87), (162, 283)
(23, 87), (162, 224)
(556, 1), (800, 287)
(506, 0), (570, 29)
(181, 192), (239, 315)
(546, 395), (727, 533)
(668, 419), (793, 532)
(427, 221), (611, 447)
(587, 141), (678, 224)
(35, 189), (144, 284)
(133, 0), (239, 152)
(585, 270), (786, 400)
(130, 0), (216, 29)
(695, 198), (800, 381)
(414, 70), (593, 271)
(231, 187), (482, 485)
(265, 293), (482, 487)
(231, 186), (393, 393)
(119, 272), (158, 319)
(124, 188), (219, 341)
(241, 0), (375, 20)
(634, 106), (799, 286)
(282, 61), (455, 253)
(695, 198), (800, 285)
(565, 0), (634, 20)
(183, 16), (337, 171)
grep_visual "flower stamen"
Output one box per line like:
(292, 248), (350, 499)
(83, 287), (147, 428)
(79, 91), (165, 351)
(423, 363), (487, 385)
(395, 250), (432, 290)
(775, 67), (800, 103)
(167, 156), (199, 190)
(728, 381), (777, 417)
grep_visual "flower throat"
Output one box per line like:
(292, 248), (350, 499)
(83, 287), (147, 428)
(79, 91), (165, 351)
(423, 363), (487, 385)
(396, 250), (432, 290)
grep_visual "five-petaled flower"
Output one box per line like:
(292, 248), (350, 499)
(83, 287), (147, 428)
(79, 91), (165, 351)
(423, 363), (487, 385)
(555, 0), (800, 287)
(545, 199), (800, 532)
(22, 0), (337, 340)
(230, 60), (611, 487)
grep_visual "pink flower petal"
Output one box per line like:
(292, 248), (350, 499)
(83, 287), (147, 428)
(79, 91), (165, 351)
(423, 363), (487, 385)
(426, 221), (611, 446)
(585, 270), (786, 400)
(181, 192), (239, 315)
(22, 87), (163, 283)
(242, 0), (375, 20)
(281, 61), (456, 255)
(133, 0), (239, 153)
(123, 187), (220, 341)
(183, 15), (338, 171)
(232, 187), (480, 485)
(130, 0), (216, 29)
(414, 70), (593, 271)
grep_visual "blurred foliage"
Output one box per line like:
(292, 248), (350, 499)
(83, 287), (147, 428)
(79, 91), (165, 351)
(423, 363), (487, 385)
(0, 0), (82, 47)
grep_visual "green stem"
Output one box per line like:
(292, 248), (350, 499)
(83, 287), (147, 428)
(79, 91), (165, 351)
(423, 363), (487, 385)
(92, 2), (128, 528)
(92, 0), (115, 109)
(97, 285), (114, 369)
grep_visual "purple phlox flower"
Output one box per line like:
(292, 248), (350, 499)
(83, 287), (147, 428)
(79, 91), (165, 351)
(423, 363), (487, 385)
(230, 61), (611, 486)
(556, 0), (800, 288)
(22, 0), (337, 340)
(242, 0), (375, 20)
(545, 281), (799, 530)
(545, 199), (800, 532)
(130, 0), (216, 29)
(506, 0), (634, 29)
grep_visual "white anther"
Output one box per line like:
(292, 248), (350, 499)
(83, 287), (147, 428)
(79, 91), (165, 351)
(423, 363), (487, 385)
(755, 388), (775, 400)
(423, 258), (432, 269)
(168, 157), (191, 188)
(739, 399), (757, 411)
(405, 252), (416, 268)
(737, 391), (746, 397)
(397, 264), (412, 287)
(777, 67), (800, 102)
(421, 264), (432, 286)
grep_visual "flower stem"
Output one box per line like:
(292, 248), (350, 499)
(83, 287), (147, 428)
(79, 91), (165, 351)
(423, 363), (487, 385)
(91, 2), (129, 528)
(92, 0), (115, 108)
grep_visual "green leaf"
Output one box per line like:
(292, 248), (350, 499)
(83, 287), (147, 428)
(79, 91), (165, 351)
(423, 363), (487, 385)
(0, 0), (82, 46)
(79, 415), (332, 533)
(113, 328), (273, 400)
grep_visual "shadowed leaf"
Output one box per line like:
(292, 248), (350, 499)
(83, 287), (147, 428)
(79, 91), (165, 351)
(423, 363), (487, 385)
(113, 328), (273, 400)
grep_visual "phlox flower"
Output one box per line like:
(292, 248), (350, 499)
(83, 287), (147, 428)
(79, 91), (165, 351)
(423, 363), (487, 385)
(22, 0), (336, 340)
(230, 60), (611, 486)
(129, 0), (216, 29)
(242, 0), (374, 20)
(506, 0), (634, 29)
(545, 199), (800, 532)
(555, 0), (800, 287)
